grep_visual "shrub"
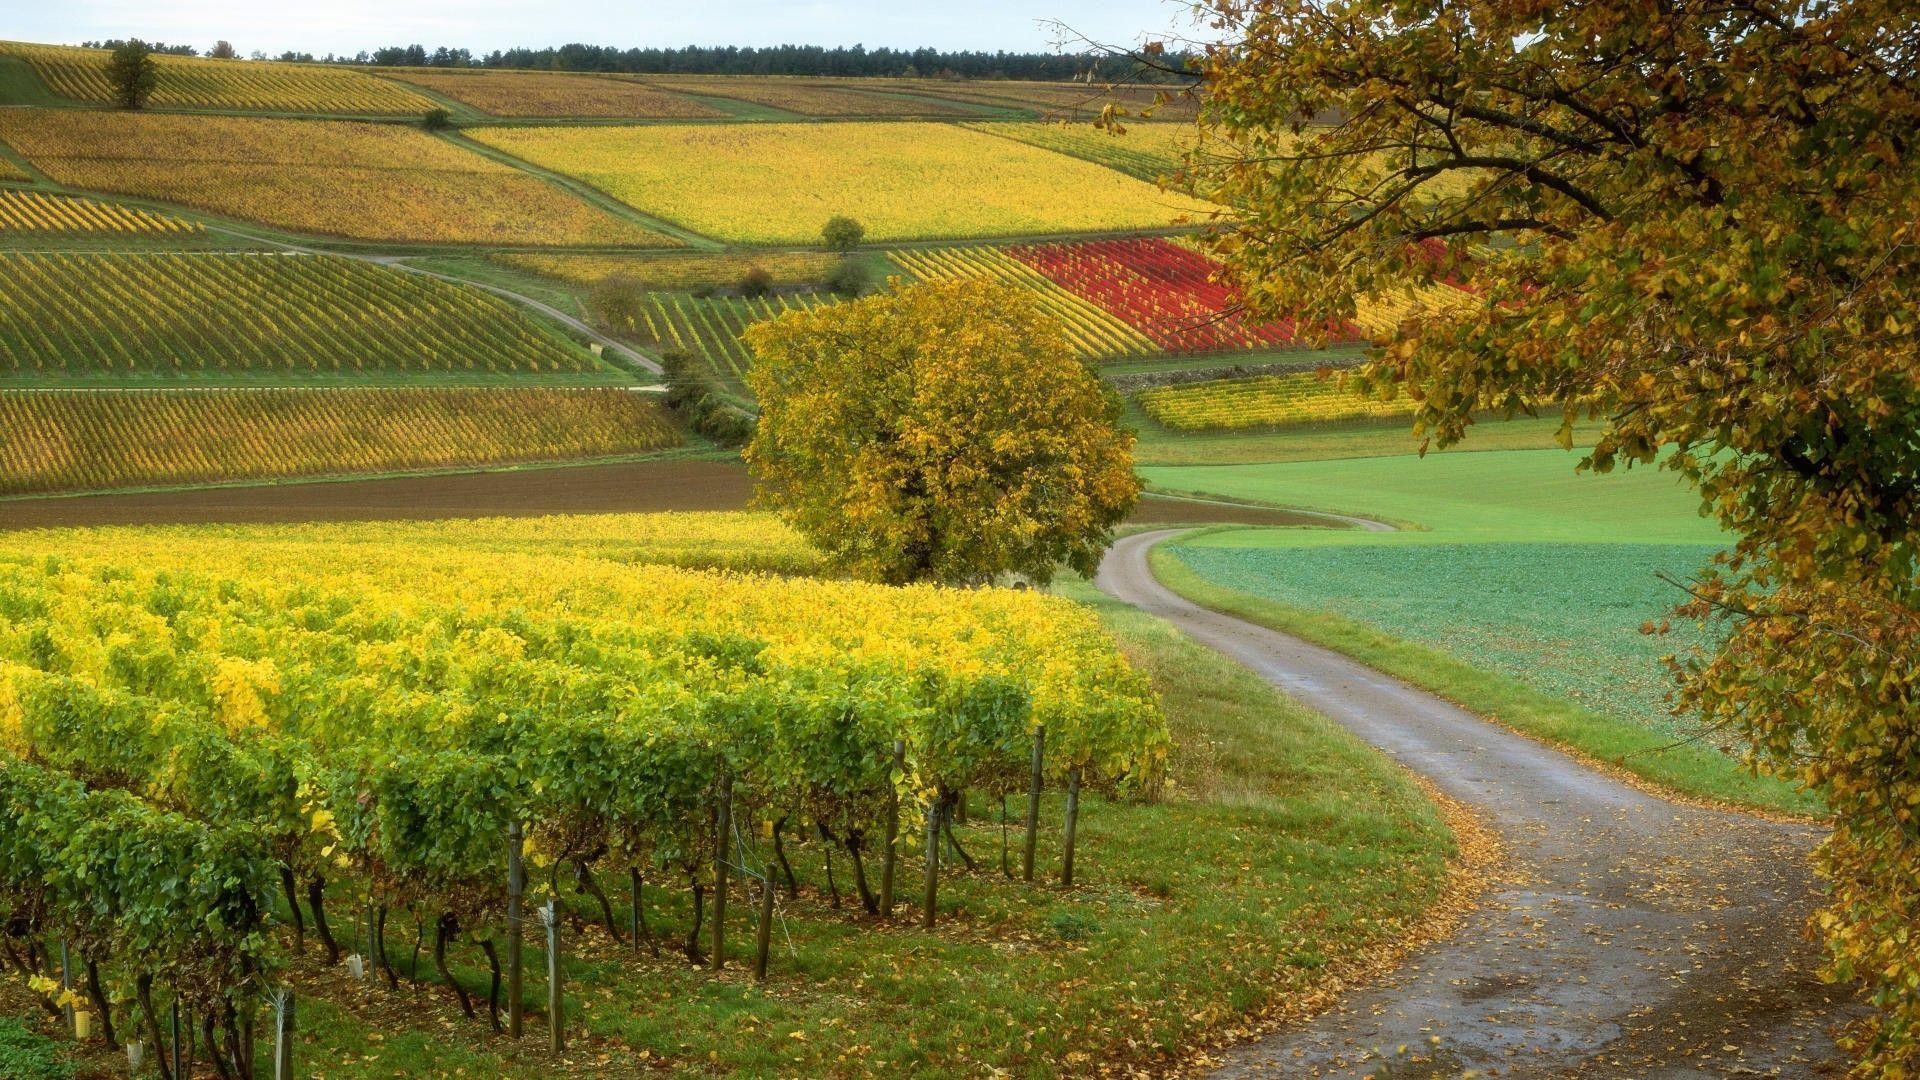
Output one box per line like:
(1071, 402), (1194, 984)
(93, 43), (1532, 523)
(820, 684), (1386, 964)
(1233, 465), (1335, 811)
(823, 257), (870, 298)
(821, 214), (865, 251)
(585, 273), (646, 333)
(739, 265), (774, 298)
(660, 349), (756, 446)
(0, 1019), (75, 1080)
(422, 107), (454, 130)
(105, 39), (157, 109)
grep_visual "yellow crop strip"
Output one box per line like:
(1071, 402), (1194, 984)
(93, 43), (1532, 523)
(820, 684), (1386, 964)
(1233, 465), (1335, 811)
(888, 245), (1157, 360)
(375, 68), (723, 118)
(496, 250), (841, 289)
(0, 40), (436, 114)
(0, 388), (681, 496)
(1137, 372), (1410, 431)
(640, 75), (973, 117)
(0, 109), (672, 246)
(470, 122), (1215, 244)
(0, 189), (200, 234)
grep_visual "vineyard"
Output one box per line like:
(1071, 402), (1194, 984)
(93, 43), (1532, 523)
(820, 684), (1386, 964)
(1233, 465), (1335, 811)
(0, 40), (437, 114)
(1137, 372), (1409, 431)
(0, 189), (201, 236)
(496, 250), (841, 290)
(626, 292), (836, 384)
(889, 245), (1156, 359)
(0, 109), (670, 246)
(638, 75), (978, 117)
(966, 121), (1193, 183)
(0, 388), (680, 495)
(375, 68), (724, 119)
(0, 252), (604, 379)
(470, 122), (1213, 243)
(0, 534), (1164, 1074)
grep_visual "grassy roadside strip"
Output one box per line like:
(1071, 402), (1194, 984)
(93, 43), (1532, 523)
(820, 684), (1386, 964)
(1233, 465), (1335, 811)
(1146, 543), (1823, 819)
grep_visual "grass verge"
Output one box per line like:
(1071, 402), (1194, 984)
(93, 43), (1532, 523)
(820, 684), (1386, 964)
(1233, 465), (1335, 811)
(1148, 543), (1822, 818)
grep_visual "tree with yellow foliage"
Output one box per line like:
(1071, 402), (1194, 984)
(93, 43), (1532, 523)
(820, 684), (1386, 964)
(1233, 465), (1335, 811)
(743, 279), (1139, 586)
(1186, 0), (1918, 1069)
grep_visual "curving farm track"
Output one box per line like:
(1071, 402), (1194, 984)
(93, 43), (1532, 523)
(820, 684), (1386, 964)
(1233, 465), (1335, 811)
(1097, 530), (1860, 1078)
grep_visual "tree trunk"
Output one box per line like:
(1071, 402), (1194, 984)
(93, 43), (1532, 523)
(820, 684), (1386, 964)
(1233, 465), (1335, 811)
(684, 883), (705, 965)
(772, 816), (798, 899)
(434, 914), (474, 1019)
(307, 876), (340, 964)
(82, 955), (117, 1050)
(573, 860), (624, 943)
(479, 939), (503, 1034)
(278, 865), (305, 953)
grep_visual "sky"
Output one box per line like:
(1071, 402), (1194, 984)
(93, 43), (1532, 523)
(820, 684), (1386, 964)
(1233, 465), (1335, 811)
(8, 0), (1203, 58)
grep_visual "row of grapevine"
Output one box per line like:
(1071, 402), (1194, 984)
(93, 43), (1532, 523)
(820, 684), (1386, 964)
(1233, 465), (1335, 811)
(625, 292), (833, 384)
(1009, 237), (1365, 354)
(0, 40), (436, 114)
(0, 388), (681, 496)
(887, 246), (1157, 360)
(0, 544), (1165, 1061)
(496, 250), (841, 290)
(0, 252), (602, 377)
(0, 189), (201, 235)
(1136, 371), (1410, 430)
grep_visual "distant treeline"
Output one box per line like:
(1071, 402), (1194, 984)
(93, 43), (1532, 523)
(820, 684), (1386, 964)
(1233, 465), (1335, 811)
(311, 44), (1190, 82)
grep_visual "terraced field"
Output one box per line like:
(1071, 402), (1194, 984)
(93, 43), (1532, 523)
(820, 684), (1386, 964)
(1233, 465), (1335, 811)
(0, 40), (436, 114)
(0, 252), (605, 380)
(639, 75), (977, 117)
(0, 189), (201, 235)
(0, 109), (671, 245)
(376, 68), (724, 118)
(497, 250), (841, 289)
(0, 387), (680, 495)
(471, 122), (1213, 243)
(628, 292), (836, 384)
(1138, 372), (1408, 430)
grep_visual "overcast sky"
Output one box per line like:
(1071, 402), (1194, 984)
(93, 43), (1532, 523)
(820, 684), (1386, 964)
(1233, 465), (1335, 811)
(10, 0), (1201, 57)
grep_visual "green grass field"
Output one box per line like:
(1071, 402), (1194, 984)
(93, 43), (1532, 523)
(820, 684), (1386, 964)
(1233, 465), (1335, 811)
(1134, 427), (1815, 815)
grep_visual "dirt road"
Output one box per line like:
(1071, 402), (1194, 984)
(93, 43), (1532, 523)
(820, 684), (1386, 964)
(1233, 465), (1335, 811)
(1096, 530), (1859, 1078)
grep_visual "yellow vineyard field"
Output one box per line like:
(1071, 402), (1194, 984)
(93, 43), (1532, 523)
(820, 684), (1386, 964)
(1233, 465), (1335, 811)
(1352, 282), (1479, 338)
(1137, 372), (1409, 431)
(0, 189), (200, 234)
(0, 40), (436, 114)
(376, 68), (723, 118)
(497, 250), (841, 289)
(640, 75), (975, 117)
(888, 245), (1156, 360)
(966, 121), (1196, 183)
(0, 387), (681, 496)
(0, 109), (670, 246)
(471, 122), (1214, 244)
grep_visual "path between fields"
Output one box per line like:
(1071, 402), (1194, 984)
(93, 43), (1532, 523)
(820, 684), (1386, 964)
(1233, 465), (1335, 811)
(1096, 530), (1860, 1078)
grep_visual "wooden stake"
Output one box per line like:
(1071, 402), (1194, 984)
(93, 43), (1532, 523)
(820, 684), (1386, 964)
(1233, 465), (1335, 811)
(1061, 767), (1082, 889)
(712, 769), (731, 973)
(506, 820), (525, 1040)
(272, 990), (294, 1080)
(921, 801), (940, 929)
(543, 900), (563, 1054)
(754, 862), (775, 983)
(1022, 726), (1045, 882)
(880, 740), (903, 917)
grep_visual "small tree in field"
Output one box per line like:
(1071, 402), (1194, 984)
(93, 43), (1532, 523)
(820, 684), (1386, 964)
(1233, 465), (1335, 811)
(738, 265), (774, 298)
(820, 215), (865, 252)
(106, 40), (158, 110)
(743, 279), (1139, 586)
(584, 274), (645, 333)
(208, 40), (237, 60)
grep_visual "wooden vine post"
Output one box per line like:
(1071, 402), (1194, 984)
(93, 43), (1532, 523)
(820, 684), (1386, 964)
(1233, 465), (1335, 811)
(754, 853), (776, 982)
(272, 989), (295, 1080)
(880, 739), (903, 917)
(506, 820), (525, 1040)
(712, 768), (731, 973)
(921, 800), (940, 929)
(59, 939), (73, 1031)
(543, 900), (563, 1054)
(1061, 767), (1083, 889)
(1022, 725), (1045, 881)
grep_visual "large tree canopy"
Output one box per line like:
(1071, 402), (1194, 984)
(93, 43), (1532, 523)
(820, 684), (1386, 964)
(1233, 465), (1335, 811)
(1186, 0), (1917, 1069)
(743, 279), (1139, 586)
